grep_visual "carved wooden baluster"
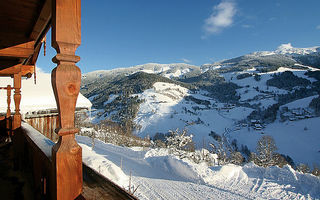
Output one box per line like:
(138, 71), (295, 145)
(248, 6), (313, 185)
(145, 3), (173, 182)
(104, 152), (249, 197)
(13, 72), (21, 130)
(6, 85), (11, 117)
(6, 85), (11, 136)
(51, 0), (82, 199)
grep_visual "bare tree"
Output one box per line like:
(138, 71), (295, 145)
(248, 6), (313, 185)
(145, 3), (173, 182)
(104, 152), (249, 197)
(256, 135), (277, 167)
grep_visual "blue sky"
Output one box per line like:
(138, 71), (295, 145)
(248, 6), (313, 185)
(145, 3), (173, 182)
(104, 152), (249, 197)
(37, 0), (320, 73)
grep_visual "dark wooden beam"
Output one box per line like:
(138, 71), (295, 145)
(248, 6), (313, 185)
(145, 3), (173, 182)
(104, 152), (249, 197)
(0, 41), (35, 59)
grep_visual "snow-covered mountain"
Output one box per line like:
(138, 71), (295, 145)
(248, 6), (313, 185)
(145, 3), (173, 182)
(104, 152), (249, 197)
(275, 43), (320, 55)
(201, 43), (320, 72)
(82, 63), (200, 84)
(81, 44), (320, 168)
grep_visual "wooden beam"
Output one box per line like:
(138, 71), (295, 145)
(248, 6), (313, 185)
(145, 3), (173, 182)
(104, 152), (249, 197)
(30, 0), (52, 44)
(21, 65), (35, 77)
(0, 64), (21, 75)
(0, 41), (35, 59)
(0, 64), (34, 77)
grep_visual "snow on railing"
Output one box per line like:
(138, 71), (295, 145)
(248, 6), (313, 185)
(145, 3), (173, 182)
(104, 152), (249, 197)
(22, 122), (54, 158)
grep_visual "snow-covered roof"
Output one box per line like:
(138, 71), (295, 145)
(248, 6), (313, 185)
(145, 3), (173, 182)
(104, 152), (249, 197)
(0, 68), (92, 114)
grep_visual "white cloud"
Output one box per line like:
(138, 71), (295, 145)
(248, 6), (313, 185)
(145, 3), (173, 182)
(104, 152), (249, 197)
(316, 25), (320, 30)
(181, 58), (191, 63)
(202, 1), (237, 37)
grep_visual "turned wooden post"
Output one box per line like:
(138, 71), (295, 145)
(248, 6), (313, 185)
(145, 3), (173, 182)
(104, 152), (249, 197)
(6, 85), (11, 117)
(6, 85), (11, 135)
(51, 0), (82, 199)
(13, 72), (21, 130)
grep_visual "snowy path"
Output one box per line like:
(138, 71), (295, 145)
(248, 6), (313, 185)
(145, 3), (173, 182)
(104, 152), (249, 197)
(133, 177), (252, 200)
(76, 136), (320, 200)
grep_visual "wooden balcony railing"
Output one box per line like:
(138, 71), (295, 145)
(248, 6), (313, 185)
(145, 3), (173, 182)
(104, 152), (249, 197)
(10, 121), (138, 200)
(24, 113), (59, 142)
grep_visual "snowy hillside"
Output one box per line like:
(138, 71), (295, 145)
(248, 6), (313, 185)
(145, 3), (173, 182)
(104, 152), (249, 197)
(134, 82), (253, 145)
(131, 73), (320, 166)
(77, 135), (320, 200)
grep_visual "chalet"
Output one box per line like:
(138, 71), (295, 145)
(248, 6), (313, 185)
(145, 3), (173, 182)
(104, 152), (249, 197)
(254, 123), (263, 130)
(0, 0), (136, 199)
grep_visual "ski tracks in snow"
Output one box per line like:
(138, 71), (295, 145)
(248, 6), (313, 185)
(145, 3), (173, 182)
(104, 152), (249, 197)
(133, 176), (251, 200)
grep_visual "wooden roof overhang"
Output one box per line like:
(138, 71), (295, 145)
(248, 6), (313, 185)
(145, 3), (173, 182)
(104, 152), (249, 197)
(0, 0), (51, 78)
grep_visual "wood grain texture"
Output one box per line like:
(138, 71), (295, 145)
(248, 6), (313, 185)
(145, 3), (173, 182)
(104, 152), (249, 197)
(6, 85), (11, 118)
(0, 64), (34, 77)
(51, 0), (83, 199)
(0, 41), (35, 58)
(52, 0), (81, 53)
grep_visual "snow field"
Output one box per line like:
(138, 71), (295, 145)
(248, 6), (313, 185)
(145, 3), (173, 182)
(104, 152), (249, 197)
(76, 135), (320, 200)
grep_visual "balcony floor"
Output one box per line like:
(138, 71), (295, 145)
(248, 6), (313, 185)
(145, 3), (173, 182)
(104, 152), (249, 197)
(0, 135), (34, 200)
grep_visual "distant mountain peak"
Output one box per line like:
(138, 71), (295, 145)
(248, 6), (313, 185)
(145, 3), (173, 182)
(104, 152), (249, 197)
(275, 43), (319, 55)
(277, 43), (294, 51)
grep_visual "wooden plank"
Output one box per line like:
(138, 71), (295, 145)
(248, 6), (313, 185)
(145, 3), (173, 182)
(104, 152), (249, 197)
(0, 41), (35, 58)
(0, 33), (30, 49)
(0, 0), (39, 20)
